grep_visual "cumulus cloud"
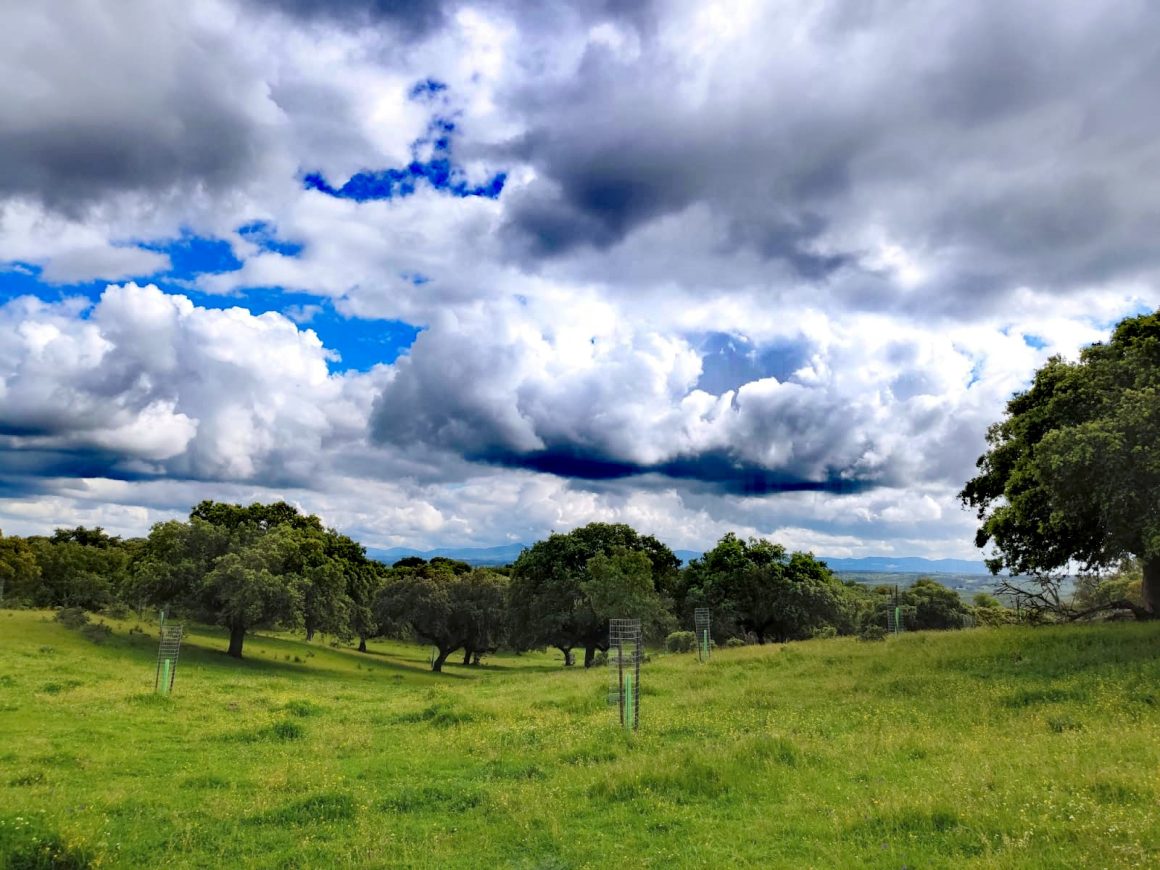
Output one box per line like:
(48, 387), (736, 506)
(1, 0), (1158, 560)
(0, 284), (382, 487)
(367, 299), (1065, 499)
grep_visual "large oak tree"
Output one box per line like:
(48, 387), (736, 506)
(508, 523), (679, 667)
(961, 311), (1160, 617)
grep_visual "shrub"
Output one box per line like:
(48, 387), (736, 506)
(54, 608), (89, 630)
(665, 631), (696, 653)
(283, 699), (322, 717)
(858, 624), (888, 642)
(80, 622), (112, 644)
(101, 603), (132, 620)
(270, 720), (304, 740)
(724, 637), (746, 648)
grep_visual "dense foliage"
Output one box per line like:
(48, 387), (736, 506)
(961, 311), (1160, 618)
(3, 507), (1016, 669)
(508, 523), (678, 667)
(679, 533), (850, 643)
(376, 562), (508, 671)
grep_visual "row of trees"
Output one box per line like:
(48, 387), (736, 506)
(3, 505), (988, 670)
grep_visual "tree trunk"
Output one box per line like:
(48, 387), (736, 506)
(432, 647), (453, 672)
(472, 651), (482, 665)
(462, 647), (473, 666)
(1143, 557), (1160, 617)
(305, 626), (315, 642)
(358, 635), (367, 653)
(557, 646), (575, 667)
(584, 644), (596, 668)
(227, 623), (246, 658)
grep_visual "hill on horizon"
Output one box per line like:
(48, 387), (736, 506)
(367, 544), (992, 575)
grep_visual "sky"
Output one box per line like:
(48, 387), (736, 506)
(0, 0), (1157, 559)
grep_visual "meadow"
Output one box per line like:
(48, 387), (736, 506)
(0, 610), (1157, 869)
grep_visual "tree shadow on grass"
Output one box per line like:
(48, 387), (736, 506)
(97, 623), (468, 682)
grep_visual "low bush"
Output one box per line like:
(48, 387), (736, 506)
(101, 603), (132, 620)
(665, 631), (696, 653)
(80, 622), (112, 644)
(54, 608), (89, 630)
(858, 624), (888, 642)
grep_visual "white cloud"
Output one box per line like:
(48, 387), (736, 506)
(0, 0), (1158, 562)
(0, 283), (382, 483)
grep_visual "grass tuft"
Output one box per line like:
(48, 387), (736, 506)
(261, 792), (357, 826)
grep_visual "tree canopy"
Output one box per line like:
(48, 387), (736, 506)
(136, 501), (369, 657)
(681, 533), (848, 643)
(960, 311), (1160, 617)
(508, 523), (678, 667)
(375, 563), (508, 671)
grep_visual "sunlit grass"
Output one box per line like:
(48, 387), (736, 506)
(1, 610), (1157, 868)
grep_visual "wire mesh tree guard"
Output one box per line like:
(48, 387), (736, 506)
(694, 607), (712, 662)
(608, 619), (641, 732)
(155, 624), (184, 695)
(886, 586), (905, 634)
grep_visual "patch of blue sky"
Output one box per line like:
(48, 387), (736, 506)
(226, 288), (421, 372)
(236, 220), (305, 257)
(0, 261), (420, 373)
(304, 160), (505, 202)
(305, 101), (506, 202)
(1022, 334), (1047, 350)
(141, 231), (242, 275)
(695, 331), (811, 394)
(408, 77), (448, 101)
(0, 262), (109, 308)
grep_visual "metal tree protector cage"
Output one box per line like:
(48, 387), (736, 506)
(608, 619), (641, 732)
(155, 624), (184, 695)
(694, 607), (711, 662)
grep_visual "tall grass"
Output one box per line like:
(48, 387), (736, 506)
(0, 610), (1157, 868)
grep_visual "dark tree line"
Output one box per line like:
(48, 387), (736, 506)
(2, 509), (988, 670)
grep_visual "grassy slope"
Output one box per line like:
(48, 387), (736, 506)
(0, 611), (1157, 869)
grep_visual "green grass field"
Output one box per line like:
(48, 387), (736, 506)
(1, 611), (1157, 868)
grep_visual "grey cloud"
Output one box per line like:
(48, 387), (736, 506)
(0, 1), (274, 214)
(496, 0), (1160, 308)
(247, 0), (447, 36)
(248, 0), (655, 38)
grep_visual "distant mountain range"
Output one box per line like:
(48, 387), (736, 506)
(368, 543), (528, 567)
(367, 544), (992, 575)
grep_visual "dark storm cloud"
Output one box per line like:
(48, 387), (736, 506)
(247, 0), (448, 36)
(368, 313), (892, 494)
(472, 446), (875, 496)
(0, 449), (151, 484)
(248, 0), (655, 38)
